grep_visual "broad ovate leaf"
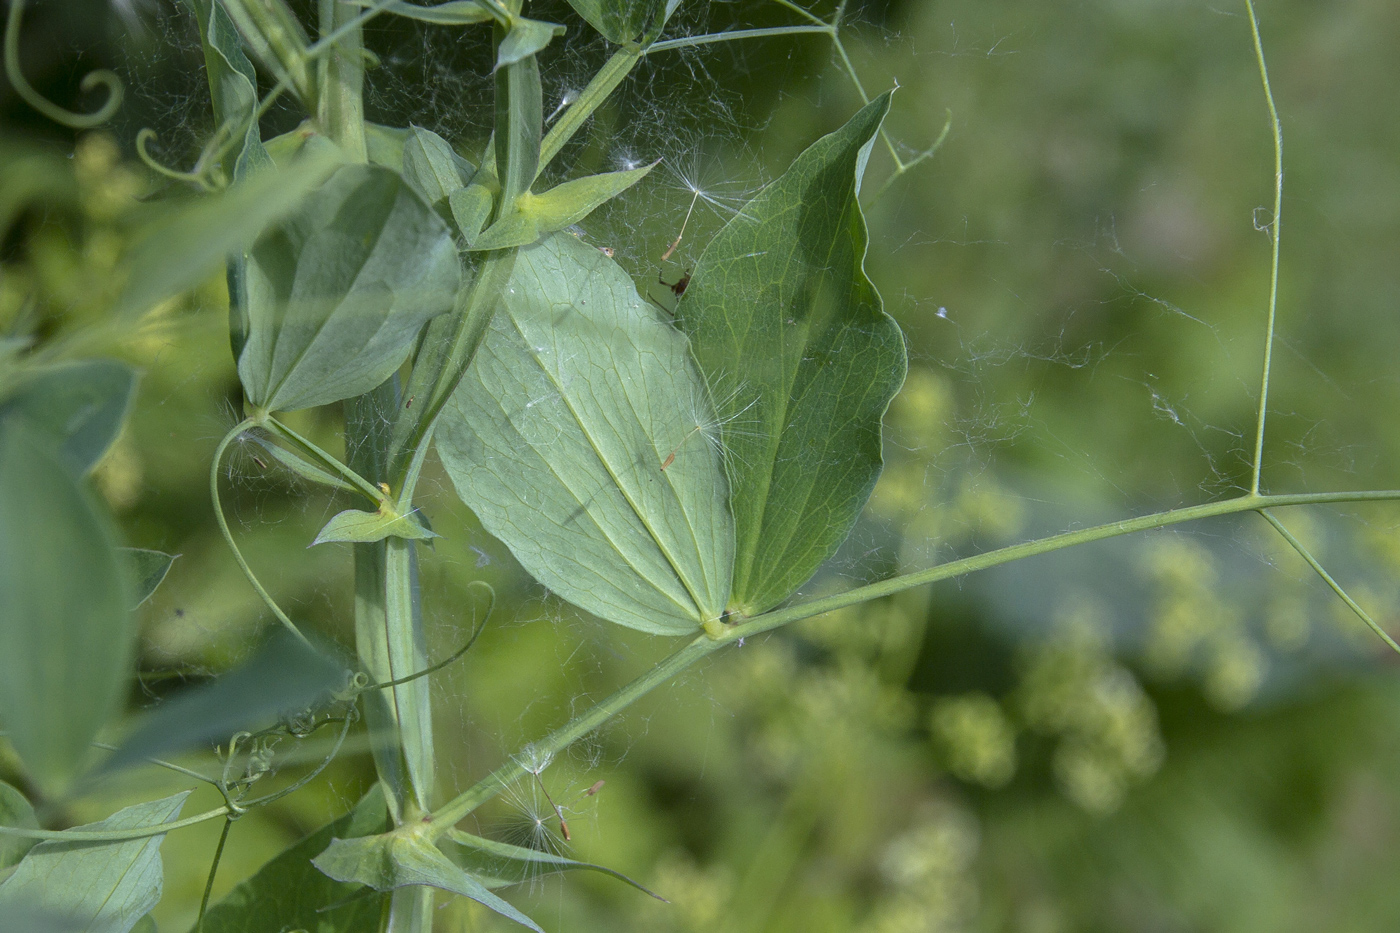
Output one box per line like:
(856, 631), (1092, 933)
(313, 832), (544, 932)
(0, 419), (133, 793)
(675, 94), (906, 616)
(0, 791), (190, 933)
(436, 233), (733, 635)
(196, 786), (388, 933)
(237, 163), (461, 413)
(0, 360), (136, 475)
(564, 0), (663, 44)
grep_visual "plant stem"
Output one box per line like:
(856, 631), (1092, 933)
(210, 421), (312, 648)
(427, 636), (717, 834)
(0, 806), (232, 842)
(1260, 510), (1400, 654)
(645, 24), (832, 54)
(265, 415), (386, 504)
(1245, 0), (1283, 495)
(389, 250), (518, 492)
(537, 48), (640, 179)
(196, 817), (233, 933)
(428, 488), (1400, 828)
(317, 0), (367, 160)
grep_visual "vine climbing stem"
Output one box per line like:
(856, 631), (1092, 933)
(1245, 0), (1284, 495)
(428, 487), (1400, 833)
(210, 420), (312, 649)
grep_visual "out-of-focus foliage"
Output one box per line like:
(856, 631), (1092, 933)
(4, 1), (1400, 931)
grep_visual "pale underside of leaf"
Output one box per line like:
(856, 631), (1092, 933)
(0, 792), (189, 933)
(313, 833), (545, 932)
(437, 233), (733, 635)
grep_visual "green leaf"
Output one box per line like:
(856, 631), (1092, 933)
(442, 829), (663, 898)
(349, 0), (493, 25)
(0, 781), (39, 871)
(497, 17), (565, 70)
(182, 0), (271, 180)
(313, 832), (544, 932)
(121, 548), (176, 609)
(313, 507), (438, 545)
(448, 181), (496, 244)
(0, 360), (137, 475)
(237, 163), (461, 413)
(218, 0), (317, 109)
(131, 918), (156, 933)
(98, 631), (347, 776)
(0, 420), (133, 793)
(246, 434), (358, 492)
(436, 233), (733, 635)
(195, 786), (388, 933)
(467, 162), (654, 251)
(114, 149), (337, 321)
(674, 94), (906, 616)
(365, 122), (411, 170)
(562, 0), (663, 44)
(0, 791), (190, 933)
(401, 126), (474, 208)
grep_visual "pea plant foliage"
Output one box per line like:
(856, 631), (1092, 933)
(1, 1), (1397, 932)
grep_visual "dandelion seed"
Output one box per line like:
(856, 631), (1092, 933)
(545, 88), (578, 125)
(662, 190), (700, 261)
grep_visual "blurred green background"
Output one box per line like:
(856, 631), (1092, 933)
(4, 0), (1400, 930)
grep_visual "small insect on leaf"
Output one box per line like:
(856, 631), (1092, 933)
(661, 269), (692, 298)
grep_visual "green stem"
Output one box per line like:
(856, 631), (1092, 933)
(645, 24), (832, 54)
(537, 48), (641, 179)
(196, 817), (233, 933)
(769, 0), (828, 28)
(428, 636), (717, 834)
(4, 0), (122, 128)
(390, 249), (518, 492)
(1259, 510), (1400, 655)
(210, 421), (312, 648)
(317, 0), (368, 160)
(1245, 0), (1283, 495)
(265, 415), (385, 504)
(724, 491), (1400, 643)
(428, 488), (1400, 829)
(870, 109), (951, 204)
(0, 806), (232, 843)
